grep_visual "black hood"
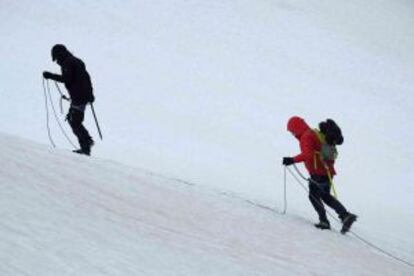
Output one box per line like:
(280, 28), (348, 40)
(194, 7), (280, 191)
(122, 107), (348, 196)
(51, 44), (72, 64)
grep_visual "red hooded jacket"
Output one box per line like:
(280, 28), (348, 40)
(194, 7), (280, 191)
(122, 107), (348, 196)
(287, 116), (336, 177)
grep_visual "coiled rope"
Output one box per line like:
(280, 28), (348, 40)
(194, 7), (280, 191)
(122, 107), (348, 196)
(284, 164), (414, 269)
(42, 78), (77, 149)
(42, 78), (55, 147)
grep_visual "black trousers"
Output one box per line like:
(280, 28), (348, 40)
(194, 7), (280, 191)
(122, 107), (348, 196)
(308, 175), (348, 223)
(67, 106), (92, 150)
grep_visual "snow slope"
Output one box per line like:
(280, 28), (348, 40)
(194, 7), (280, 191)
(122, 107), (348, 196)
(0, 133), (412, 275)
(0, 0), (413, 273)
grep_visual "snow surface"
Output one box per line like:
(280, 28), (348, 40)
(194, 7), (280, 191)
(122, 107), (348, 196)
(0, 0), (413, 275)
(0, 133), (412, 275)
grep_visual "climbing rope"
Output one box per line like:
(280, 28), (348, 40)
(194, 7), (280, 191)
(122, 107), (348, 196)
(42, 78), (56, 148)
(53, 81), (70, 114)
(284, 164), (414, 269)
(282, 166), (287, 214)
(42, 78), (77, 149)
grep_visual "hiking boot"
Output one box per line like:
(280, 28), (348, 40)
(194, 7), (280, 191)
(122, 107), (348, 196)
(314, 221), (331, 230)
(88, 138), (94, 147)
(78, 138), (94, 156)
(341, 213), (357, 234)
(73, 148), (90, 156)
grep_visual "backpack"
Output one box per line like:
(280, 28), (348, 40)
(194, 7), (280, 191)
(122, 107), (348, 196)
(314, 119), (344, 162)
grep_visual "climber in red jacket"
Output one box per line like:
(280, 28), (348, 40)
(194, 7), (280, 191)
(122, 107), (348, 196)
(283, 116), (356, 233)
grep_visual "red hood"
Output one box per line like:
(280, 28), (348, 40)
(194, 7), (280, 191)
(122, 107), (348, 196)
(287, 116), (310, 139)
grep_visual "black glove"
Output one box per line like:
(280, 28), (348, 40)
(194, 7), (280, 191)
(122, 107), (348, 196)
(43, 71), (53, 79)
(282, 157), (295, 166)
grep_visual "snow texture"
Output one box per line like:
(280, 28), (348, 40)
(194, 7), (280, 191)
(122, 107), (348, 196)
(0, 133), (413, 275)
(0, 0), (413, 275)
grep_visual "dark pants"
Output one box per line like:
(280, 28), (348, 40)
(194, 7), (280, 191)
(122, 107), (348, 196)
(67, 106), (92, 150)
(308, 175), (348, 223)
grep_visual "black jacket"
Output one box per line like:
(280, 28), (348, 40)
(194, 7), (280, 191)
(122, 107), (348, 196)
(49, 54), (94, 105)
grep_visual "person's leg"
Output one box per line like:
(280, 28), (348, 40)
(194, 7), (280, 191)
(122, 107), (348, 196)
(308, 180), (329, 224)
(67, 107), (93, 153)
(317, 180), (350, 221)
(311, 176), (357, 233)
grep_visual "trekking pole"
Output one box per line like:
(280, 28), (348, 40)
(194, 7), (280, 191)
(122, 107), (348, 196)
(90, 103), (103, 140)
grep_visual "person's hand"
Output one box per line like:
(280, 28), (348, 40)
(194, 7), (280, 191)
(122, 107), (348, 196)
(282, 157), (295, 166)
(43, 71), (53, 79)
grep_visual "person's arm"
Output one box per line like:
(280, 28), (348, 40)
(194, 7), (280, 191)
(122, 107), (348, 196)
(293, 136), (314, 163)
(44, 72), (63, 83)
(43, 60), (75, 84)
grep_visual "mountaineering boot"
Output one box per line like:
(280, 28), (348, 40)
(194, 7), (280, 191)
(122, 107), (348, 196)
(73, 148), (90, 156)
(72, 139), (94, 156)
(84, 138), (94, 154)
(314, 221), (331, 230)
(341, 213), (357, 234)
(79, 138), (94, 156)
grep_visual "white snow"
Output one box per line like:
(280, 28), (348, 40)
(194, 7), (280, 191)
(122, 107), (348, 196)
(0, 0), (413, 275)
(0, 133), (412, 275)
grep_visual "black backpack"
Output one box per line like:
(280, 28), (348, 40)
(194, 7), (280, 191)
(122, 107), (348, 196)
(315, 119), (344, 162)
(319, 119), (344, 146)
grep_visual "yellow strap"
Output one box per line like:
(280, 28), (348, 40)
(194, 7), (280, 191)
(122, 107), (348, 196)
(314, 153), (318, 169)
(324, 164), (338, 198)
(314, 129), (338, 198)
(313, 129), (324, 171)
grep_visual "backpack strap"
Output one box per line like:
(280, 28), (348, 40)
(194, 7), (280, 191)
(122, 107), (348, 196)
(313, 129), (338, 198)
(312, 129), (325, 170)
(325, 165), (338, 198)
